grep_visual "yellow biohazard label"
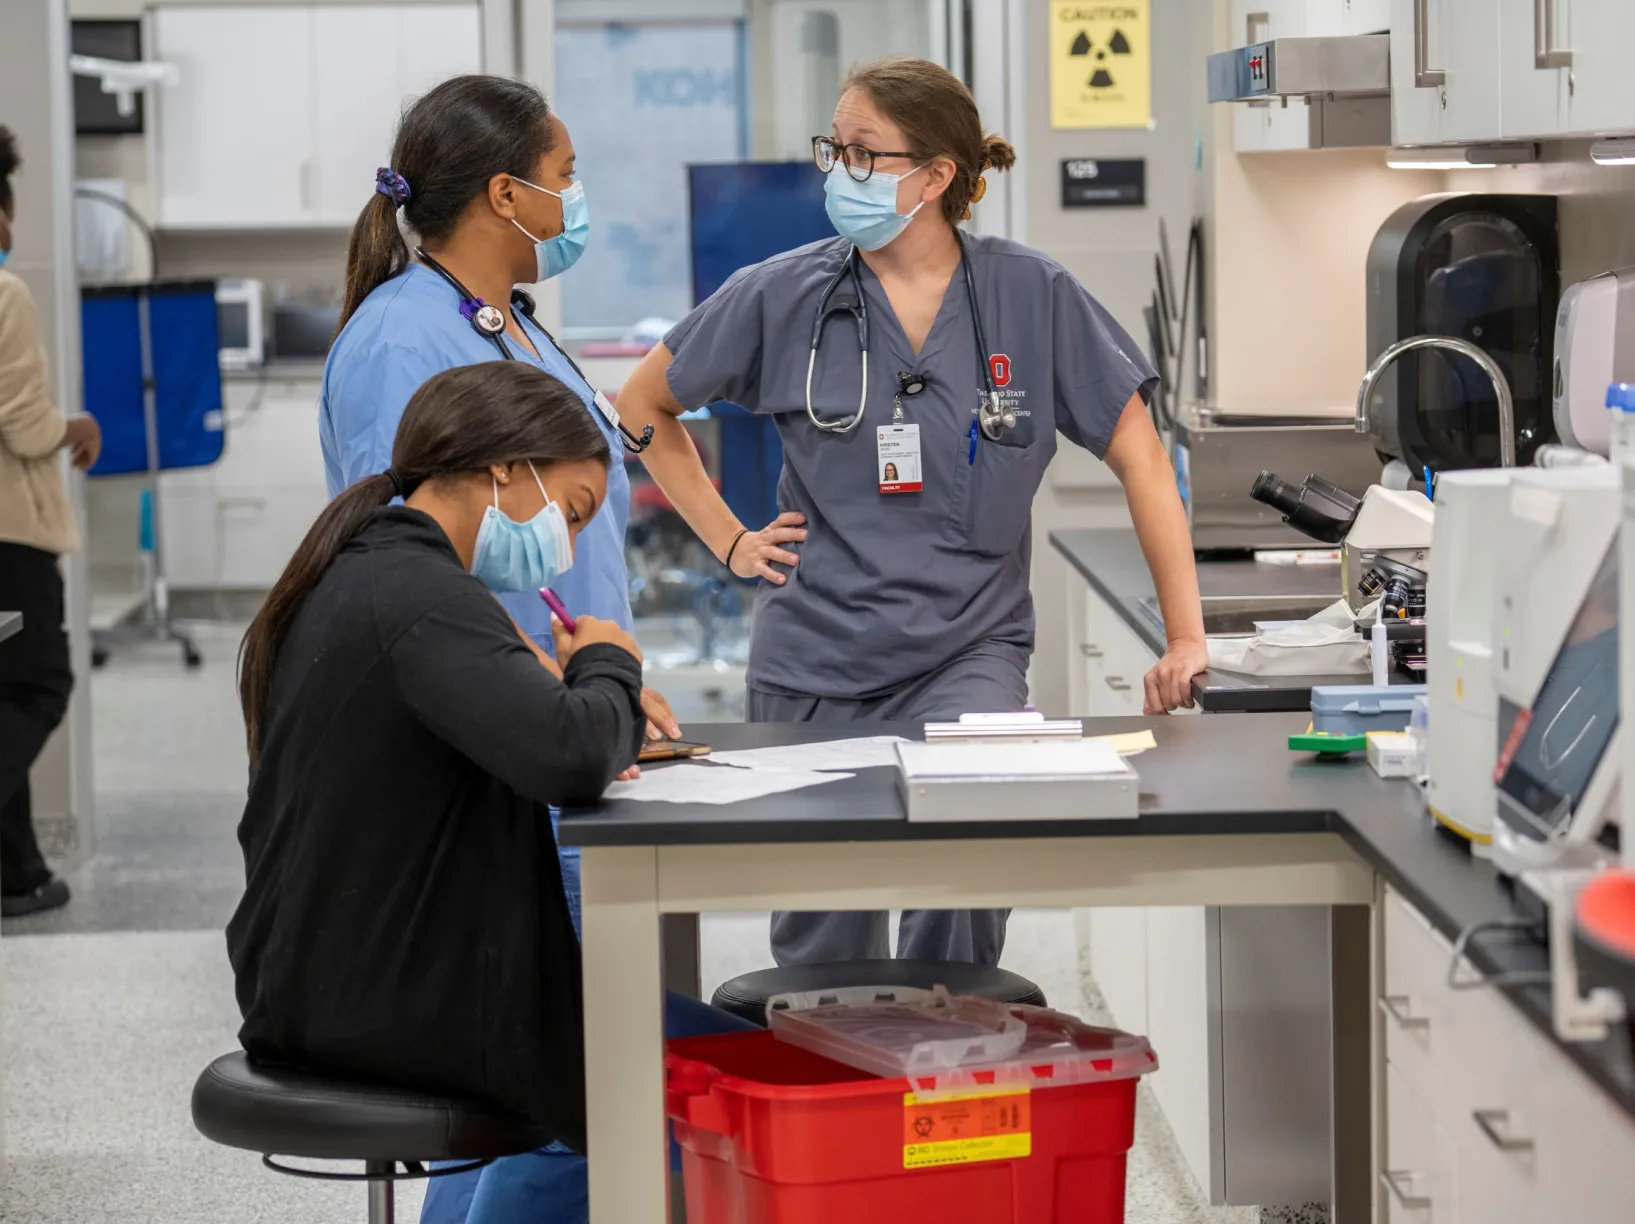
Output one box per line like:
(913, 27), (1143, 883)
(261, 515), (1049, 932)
(1049, 1), (1152, 130)
(902, 1086), (1032, 1169)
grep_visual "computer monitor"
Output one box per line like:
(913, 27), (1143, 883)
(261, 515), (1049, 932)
(1495, 540), (1620, 843)
(687, 161), (831, 306)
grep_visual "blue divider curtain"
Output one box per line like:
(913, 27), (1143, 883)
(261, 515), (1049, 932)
(81, 280), (225, 477)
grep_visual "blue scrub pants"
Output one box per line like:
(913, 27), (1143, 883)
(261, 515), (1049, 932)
(748, 644), (1027, 968)
(419, 991), (755, 1224)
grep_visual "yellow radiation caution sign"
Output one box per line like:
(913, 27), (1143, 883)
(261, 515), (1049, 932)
(1049, 1), (1152, 130)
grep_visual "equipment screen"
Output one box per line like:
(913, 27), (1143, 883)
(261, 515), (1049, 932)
(688, 162), (832, 306)
(1495, 542), (1619, 836)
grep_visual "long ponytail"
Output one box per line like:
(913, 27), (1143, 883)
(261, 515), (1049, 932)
(239, 472), (398, 759)
(238, 362), (610, 764)
(337, 74), (557, 329)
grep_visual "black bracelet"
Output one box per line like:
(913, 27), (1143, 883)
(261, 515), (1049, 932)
(723, 528), (750, 568)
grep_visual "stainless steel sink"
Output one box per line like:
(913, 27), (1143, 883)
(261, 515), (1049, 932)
(1136, 593), (1338, 637)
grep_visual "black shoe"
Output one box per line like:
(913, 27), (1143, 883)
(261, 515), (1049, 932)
(2, 877), (71, 917)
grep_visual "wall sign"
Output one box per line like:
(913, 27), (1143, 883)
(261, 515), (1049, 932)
(1060, 158), (1146, 208)
(1049, 1), (1152, 129)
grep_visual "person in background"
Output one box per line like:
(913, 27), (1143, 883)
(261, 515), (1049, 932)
(0, 124), (101, 917)
(233, 364), (749, 1224)
(615, 57), (1207, 969)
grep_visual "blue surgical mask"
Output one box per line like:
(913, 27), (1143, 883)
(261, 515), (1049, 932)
(470, 461), (574, 594)
(0, 249), (8, 269)
(514, 178), (589, 280)
(823, 164), (927, 252)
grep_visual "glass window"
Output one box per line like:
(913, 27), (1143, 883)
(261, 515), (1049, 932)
(553, 21), (747, 335)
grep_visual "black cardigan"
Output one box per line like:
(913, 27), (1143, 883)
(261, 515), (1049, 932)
(227, 507), (643, 1152)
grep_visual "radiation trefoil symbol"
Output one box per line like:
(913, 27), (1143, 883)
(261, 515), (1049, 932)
(1069, 28), (1133, 89)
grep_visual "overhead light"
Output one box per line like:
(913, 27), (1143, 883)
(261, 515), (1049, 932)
(1386, 143), (1538, 170)
(1590, 137), (1635, 166)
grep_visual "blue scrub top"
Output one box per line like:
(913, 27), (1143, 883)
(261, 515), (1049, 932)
(319, 262), (633, 642)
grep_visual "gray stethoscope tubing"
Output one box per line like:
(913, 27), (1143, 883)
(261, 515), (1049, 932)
(805, 235), (1009, 439)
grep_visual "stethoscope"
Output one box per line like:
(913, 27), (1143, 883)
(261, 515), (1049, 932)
(806, 233), (1015, 444)
(417, 249), (654, 454)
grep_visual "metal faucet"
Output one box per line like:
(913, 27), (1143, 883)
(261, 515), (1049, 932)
(1354, 335), (1517, 469)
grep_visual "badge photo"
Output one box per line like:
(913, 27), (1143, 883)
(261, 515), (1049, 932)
(877, 424), (923, 494)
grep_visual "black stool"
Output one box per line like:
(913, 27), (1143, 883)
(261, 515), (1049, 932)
(191, 1053), (551, 1224)
(710, 960), (1047, 1027)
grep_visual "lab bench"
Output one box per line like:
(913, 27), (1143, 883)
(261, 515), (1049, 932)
(1050, 527), (1404, 715)
(559, 714), (1635, 1224)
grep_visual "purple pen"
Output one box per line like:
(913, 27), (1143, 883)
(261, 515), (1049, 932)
(538, 588), (577, 633)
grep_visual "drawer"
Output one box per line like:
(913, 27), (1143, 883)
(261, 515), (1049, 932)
(1381, 888), (1452, 1097)
(1384, 1061), (1457, 1223)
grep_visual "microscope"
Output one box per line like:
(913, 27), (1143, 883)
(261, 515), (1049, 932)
(1249, 471), (1434, 674)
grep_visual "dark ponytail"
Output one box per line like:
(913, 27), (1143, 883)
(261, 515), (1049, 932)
(238, 363), (610, 762)
(339, 74), (559, 328)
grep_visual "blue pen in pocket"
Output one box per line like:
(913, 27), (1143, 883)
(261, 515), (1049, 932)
(967, 418), (979, 464)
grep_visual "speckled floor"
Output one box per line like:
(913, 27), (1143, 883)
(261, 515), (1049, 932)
(2, 619), (1308, 1223)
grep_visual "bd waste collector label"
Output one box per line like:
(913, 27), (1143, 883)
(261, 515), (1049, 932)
(902, 1086), (1032, 1169)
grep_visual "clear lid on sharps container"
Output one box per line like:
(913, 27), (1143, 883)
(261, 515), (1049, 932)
(767, 985), (1158, 1096)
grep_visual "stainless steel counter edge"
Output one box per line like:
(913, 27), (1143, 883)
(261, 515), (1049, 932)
(558, 712), (1635, 1123)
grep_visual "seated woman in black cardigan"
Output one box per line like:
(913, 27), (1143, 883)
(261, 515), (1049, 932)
(228, 362), (746, 1218)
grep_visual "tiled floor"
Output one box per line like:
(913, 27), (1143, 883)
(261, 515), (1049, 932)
(2, 618), (1271, 1223)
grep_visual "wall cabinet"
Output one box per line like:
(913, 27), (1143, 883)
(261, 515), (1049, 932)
(1559, 1), (1635, 137)
(1389, 0), (1501, 146)
(1379, 887), (1635, 1222)
(152, 4), (482, 228)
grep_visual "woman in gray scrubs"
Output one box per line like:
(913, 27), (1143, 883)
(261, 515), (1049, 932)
(618, 56), (1207, 968)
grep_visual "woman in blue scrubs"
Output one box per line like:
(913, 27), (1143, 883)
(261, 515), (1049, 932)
(317, 75), (736, 1224)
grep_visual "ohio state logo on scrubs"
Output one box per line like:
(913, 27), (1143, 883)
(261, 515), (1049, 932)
(988, 354), (1012, 387)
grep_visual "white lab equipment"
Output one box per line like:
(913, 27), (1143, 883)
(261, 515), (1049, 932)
(1423, 468), (1521, 852)
(215, 279), (265, 370)
(1554, 268), (1635, 456)
(1490, 466), (1623, 878)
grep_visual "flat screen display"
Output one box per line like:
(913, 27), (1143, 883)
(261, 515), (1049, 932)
(72, 21), (144, 136)
(1494, 542), (1620, 838)
(688, 161), (832, 306)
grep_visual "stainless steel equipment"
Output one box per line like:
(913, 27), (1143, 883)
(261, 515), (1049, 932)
(1205, 34), (1390, 147)
(1356, 335), (1518, 469)
(1173, 406), (1382, 553)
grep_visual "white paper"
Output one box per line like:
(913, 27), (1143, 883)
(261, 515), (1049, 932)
(897, 739), (1129, 780)
(602, 763), (853, 805)
(708, 735), (909, 774)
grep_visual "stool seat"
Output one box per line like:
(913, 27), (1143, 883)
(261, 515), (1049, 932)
(711, 960), (1047, 1027)
(191, 1052), (551, 1163)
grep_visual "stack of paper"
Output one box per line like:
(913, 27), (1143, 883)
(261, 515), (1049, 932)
(603, 765), (851, 805)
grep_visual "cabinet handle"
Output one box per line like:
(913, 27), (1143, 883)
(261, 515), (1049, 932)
(1105, 677), (1131, 692)
(1378, 1170), (1431, 1210)
(1080, 644), (1105, 659)
(1377, 994), (1429, 1031)
(1472, 1108), (1535, 1153)
(1412, 0), (1445, 88)
(1534, 0), (1572, 70)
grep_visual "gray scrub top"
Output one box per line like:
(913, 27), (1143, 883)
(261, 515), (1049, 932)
(664, 233), (1157, 700)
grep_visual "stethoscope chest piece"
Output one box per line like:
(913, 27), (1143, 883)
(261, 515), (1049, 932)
(472, 303), (507, 337)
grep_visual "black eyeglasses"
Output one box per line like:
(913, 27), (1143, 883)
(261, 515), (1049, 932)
(812, 136), (918, 183)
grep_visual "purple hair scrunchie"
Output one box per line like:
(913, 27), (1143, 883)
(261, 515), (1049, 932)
(374, 167), (412, 207)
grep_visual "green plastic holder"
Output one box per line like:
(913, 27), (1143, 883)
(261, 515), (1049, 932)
(1288, 731), (1367, 757)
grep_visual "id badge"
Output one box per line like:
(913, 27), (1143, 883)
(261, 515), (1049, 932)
(592, 390), (621, 431)
(878, 424), (923, 494)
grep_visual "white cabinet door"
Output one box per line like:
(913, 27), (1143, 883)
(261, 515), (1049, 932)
(1391, 0), (1502, 145)
(1231, 0), (1320, 151)
(1497, 0), (1568, 138)
(152, 7), (317, 227)
(1087, 907), (1147, 1036)
(1563, 0), (1635, 137)
(1342, 0), (1393, 33)
(311, 5), (483, 226)
(1144, 906), (1214, 1197)
(1384, 1062), (1458, 1222)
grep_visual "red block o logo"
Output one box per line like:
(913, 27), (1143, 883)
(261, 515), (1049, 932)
(988, 354), (1012, 388)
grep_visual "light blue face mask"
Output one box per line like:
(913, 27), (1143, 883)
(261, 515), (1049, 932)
(469, 461), (574, 594)
(823, 164), (926, 252)
(514, 178), (589, 280)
